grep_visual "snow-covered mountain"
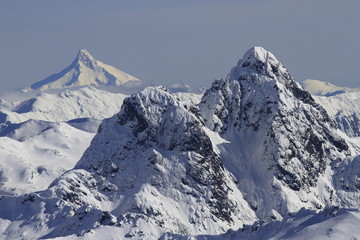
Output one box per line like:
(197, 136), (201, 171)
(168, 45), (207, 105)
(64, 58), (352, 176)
(0, 86), (259, 239)
(27, 49), (140, 91)
(1, 47), (360, 239)
(199, 47), (355, 219)
(301, 79), (360, 96)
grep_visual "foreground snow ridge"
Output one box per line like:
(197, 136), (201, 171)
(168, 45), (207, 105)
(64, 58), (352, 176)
(1, 46), (360, 239)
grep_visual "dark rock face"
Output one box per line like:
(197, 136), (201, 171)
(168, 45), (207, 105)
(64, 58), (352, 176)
(118, 97), (149, 137)
(199, 79), (241, 133)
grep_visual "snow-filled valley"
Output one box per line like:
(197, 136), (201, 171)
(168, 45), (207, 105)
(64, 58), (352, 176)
(1, 47), (360, 239)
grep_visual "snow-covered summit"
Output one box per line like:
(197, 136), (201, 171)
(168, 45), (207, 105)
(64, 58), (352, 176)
(241, 46), (277, 64)
(230, 46), (290, 85)
(75, 48), (95, 66)
(28, 49), (140, 91)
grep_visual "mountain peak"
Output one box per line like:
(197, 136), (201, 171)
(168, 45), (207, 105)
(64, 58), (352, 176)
(74, 48), (96, 68)
(28, 49), (140, 91)
(78, 48), (91, 56)
(242, 46), (274, 63)
(76, 48), (94, 60)
(234, 46), (282, 77)
(228, 46), (333, 127)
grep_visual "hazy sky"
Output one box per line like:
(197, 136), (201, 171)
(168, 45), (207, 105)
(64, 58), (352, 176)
(1, 0), (359, 90)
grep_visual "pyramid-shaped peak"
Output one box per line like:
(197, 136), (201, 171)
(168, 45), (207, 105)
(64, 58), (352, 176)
(28, 48), (140, 91)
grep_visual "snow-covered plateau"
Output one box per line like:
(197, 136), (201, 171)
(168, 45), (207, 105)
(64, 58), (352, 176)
(1, 47), (360, 239)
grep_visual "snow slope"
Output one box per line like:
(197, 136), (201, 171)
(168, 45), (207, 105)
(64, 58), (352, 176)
(0, 87), (127, 123)
(0, 86), (129, 199)
(28, 49), (140, 91)
(0, 121), (95, 196)
(0, 86), (133, 200)
(301, 79), (360, 96)
(313, 92), (360, 137)
(0, 86), (128, 197)
(163, 207), (360, 240)
(300, 79), (360, 137)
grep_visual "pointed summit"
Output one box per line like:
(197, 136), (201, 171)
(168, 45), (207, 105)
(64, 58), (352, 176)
(200, 46), (350, 219)
(242, 46), (275, 63)
(29, 49), (140, 91)
(231, 46), (288, 84)
(229, 46), (328, 116)
(77, 48), (92, 58)
(74, 48), (96, 68)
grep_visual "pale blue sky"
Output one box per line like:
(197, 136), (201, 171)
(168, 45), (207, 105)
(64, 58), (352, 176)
(1, 0), (359, 90)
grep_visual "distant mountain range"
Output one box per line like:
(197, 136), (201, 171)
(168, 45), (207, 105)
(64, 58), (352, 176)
(301, 79), (360, 96)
